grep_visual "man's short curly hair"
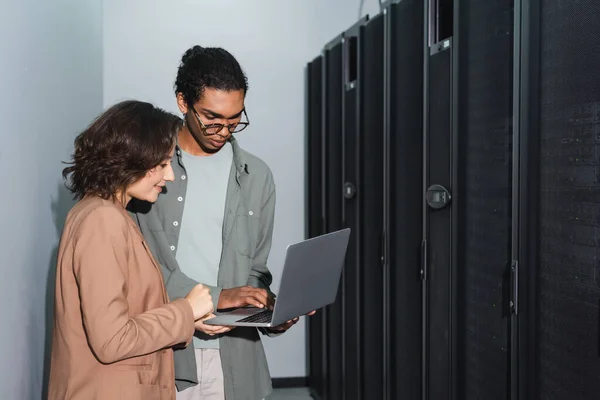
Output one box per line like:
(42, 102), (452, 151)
(63, 100), (182, 200)
(174, 45), (248, 105)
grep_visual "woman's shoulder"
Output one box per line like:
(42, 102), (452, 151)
(66, 196), (128, 230)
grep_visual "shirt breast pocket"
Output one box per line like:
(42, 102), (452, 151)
(236, 208), (260, 257)
(146, 212), (166, 232)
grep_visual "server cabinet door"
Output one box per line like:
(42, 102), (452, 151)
(306, 55), (326, 399)
(323, 40), (344, 400)
(455, 1), (514, 399)
(360, 13), (385, 400)
(306, 56), (325, 244)
(341, 18), (367, 400)
(425, 40), (454, 400)
(385, 1), (424, 399)
(532, 0), (600, 398)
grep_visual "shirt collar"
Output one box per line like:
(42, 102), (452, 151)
(175, 135), (249, 176)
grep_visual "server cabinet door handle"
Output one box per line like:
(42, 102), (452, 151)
(510, 260), (518, 315)
(426, 184), (451, 209)
(343, 182), (357, 199)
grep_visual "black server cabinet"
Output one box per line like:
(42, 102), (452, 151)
(311, 1), (600, 399)
(306, 55), (325, 398)
(306, 55), (324, 252)
(424, 36), (454, 400)
(514, 0), (540, 398)
(340, 18), (367, 400)
(454, 0), (515, 399)
(517, 0), (600, 398)
(309, 2), (428, 396)
(383, 1), (424, 399)
(358, 13), (385, 400)
(424, 0), (515, 398)
(321, 36), (345, 400)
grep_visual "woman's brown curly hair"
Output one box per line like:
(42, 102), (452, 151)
(63, 100), (182, 200)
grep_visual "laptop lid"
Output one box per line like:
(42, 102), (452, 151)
(270, 228), (351, 326)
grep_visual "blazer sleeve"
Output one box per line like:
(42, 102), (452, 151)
(73, 206), (195, 364)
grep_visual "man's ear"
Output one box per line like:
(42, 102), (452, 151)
(176, 93), (188, 114)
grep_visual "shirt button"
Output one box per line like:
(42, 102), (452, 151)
(170, 245), (176, 251)
(173, 221), (179, 227)
(181, 175), (186, 180)
(249, 210), (254, 216)
(178, 196), (183, 202)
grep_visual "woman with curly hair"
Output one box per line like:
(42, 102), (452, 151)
(47, 100), (229, 400)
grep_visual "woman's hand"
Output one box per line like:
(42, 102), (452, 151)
(194, 313), (233, 336)
(185, 284), (214, 320)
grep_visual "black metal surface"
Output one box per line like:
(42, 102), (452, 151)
(455, 0), (514, 399)
(360, 12), (385, 400)
(386, 1), (424, 399)
(426, 44), (453, 400)
(342, 30), (362, 400)
(536, 1), (600, 398)
(516, 0), (540, 398)
(307, 56), (325, 241)
(324, 42), (344, 400)
(306, 55), (325, 399)
(422, 1), (431, 398)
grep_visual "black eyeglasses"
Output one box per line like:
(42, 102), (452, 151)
(190, 106), (250, 136)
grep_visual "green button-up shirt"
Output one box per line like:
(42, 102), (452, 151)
(129, 137), (277, 400)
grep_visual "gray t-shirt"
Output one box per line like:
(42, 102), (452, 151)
(176, 142), (233, 349)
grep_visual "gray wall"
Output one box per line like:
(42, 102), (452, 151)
(102, 0), (382, 378)
(0, 1), (103, 398)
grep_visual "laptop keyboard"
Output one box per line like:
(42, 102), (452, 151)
(237, 309), (273, 323)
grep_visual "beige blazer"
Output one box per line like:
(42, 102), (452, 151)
(48, 196), (194, 400)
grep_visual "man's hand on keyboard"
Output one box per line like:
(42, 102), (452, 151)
(217, 286), (274, 310)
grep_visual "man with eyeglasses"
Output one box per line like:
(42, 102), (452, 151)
(129, 46), (300, 400)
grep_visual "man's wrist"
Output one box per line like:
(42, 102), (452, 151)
(208, 285), (223, 310)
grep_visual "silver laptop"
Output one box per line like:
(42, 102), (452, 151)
(205, 228), (351, 327)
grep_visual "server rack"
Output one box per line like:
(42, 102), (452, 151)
(355, 11), (386, 400)
(424, 35), (455, 400)
(518, 0), (600, 399)
(305, 0), (600, 399)
(383, 1), (424, 399)
(322, 34), (345, 400)
(341, 17), (368, 400)
(514, 0), (540, 398)
(306, 1), (426, 399)
(305, 54), (325, 398)
(455, 0), (515, 399)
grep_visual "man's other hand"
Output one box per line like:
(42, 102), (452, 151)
(217, 286), (274, 310)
